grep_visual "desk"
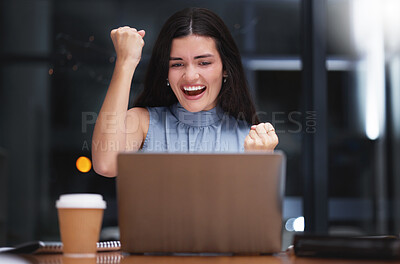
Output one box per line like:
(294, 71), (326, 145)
(1, 252), (400, 264)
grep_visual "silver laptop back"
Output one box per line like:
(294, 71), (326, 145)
(117, 152), (286, 254)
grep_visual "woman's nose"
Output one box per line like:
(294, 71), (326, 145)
(184, 66), (199, 81)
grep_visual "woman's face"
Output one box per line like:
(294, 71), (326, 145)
(168, 34), (225, 112)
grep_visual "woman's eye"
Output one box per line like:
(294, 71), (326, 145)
(171, 63), (183, 68)
(200, 61), (211, 66)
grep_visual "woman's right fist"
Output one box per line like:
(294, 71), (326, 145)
(110, 26), (145, 66)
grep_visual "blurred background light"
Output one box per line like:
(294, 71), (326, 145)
(384, 0), (400, 53)
(293, 216), (305, 232)
(76, 156), (92, 173)
(285, 216), (305, 232)
(352, 0), (385, 140)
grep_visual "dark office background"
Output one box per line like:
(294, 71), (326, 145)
(1, 0), (399, 247)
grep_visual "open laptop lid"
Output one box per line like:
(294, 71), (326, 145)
(117, 151), (286, 254)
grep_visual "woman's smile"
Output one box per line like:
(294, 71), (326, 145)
(181, 84), (207, 98)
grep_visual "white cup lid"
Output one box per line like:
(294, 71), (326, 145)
(56, 193), (106, 209)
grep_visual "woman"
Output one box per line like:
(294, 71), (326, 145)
(92, 7), (278, 177)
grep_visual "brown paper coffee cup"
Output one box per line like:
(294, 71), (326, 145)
(56, 194), (106, 257)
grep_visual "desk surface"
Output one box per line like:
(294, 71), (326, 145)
(1, 252), (400, 264)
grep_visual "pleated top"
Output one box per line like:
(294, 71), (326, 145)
(141, 103), (250, 152)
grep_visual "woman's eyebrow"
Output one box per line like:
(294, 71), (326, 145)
(169, 54), (214, 61)
(194, 54), (213, 59)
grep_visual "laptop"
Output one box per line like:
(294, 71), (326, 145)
(116, 151), (286, 254)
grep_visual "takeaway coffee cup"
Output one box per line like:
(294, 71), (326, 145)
(56, 194), (106, 257)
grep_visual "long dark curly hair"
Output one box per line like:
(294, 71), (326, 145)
(134, 7), (259, 124)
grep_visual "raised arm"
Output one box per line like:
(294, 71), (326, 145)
(92, 27), (148, 177)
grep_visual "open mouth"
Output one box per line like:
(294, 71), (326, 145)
(182, 85), (206, 96)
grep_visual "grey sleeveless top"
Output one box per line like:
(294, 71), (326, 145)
(141, 103), (251, 152)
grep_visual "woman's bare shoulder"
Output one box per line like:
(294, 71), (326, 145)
(127, 106), (149, 124)
(126, 107), (150, 136)
(127, 106), (149, 116)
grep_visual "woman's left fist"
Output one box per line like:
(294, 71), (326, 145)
(244, 122), (278, 151)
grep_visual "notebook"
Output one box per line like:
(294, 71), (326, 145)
(0, 241), (121, 254)
(116, 152), (286, 254)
